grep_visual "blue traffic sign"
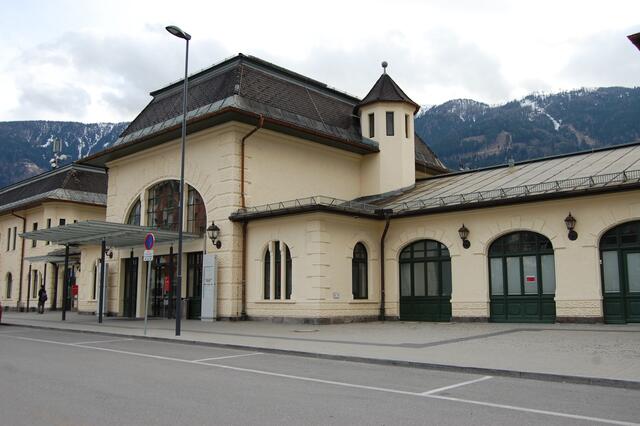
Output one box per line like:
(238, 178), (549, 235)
(144, 233), (155, 250)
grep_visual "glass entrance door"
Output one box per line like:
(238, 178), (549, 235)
(123, 257), (138, 318)
(187, 252), (203, 319)
(149, 255), (177, 318)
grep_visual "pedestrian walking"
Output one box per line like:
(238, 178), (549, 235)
(37, 285), (47, 314)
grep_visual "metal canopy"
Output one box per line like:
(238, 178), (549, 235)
(20, 220), (202, 248)
(25, 247), (81, 264)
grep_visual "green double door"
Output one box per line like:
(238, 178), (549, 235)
(601, 249), (640, 323)
(601, 222), (640, 323)
(488, 232), (556, 323)
(399, 240), (452, 322)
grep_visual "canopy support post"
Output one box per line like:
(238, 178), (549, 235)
(99, 239), (106, 324)
(62, 244), (69, 321)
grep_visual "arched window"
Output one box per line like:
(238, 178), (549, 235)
(263, 241), (292, 300)
(147, 180), (181, 231)
(126, 198), (141, 225)
(352, 243), (368, 299)
(145, 181), (206, 233)
(5, 272), (12, 299)
(600, 221), (640, 323)
(489, 231), (555, 323)
(263, 249), (271, 299)
(187, 186), (206, 234)
(399, 240), (451, 321)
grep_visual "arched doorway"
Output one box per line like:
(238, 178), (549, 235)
(399, 240), (451, 321)
(600, 221), (640, 323)
(489, 231), (556, 322)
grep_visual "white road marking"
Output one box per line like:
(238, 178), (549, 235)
(429, 394), (639, 426)
(192, 352), (263, 362)
(72, 338), (134, 345)
(3, 334), (639, 426)
(422, 375), (492, 395)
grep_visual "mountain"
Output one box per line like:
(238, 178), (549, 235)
(1, 87), (639, 188)
(415, 87), (640, 170)
(0, 121), (128, 188)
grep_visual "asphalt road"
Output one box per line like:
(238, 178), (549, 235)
(0, 326), (638, 426)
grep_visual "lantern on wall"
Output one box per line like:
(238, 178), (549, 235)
(564, 213), (578, 241)
(458, 224), (471, 249)
(207, 221), (222, 249)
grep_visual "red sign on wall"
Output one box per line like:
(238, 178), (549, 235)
(164, 276), (171, 293)
(525, 275), (537, 283)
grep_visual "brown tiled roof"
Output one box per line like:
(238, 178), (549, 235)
(414, 134), (448, 173)
(0, 164), (107, 214)
(356, 73), (420, 113)
(629, 32), (640, 51)
(85, 54), (444, 172)
(121, 54), (363, 145)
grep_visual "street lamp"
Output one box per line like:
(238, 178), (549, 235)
(166, 24), (191, 336)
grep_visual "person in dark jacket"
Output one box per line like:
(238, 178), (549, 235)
(37, 285), (47, 314)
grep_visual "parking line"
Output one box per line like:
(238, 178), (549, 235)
(192, 352), (263, 363)
(72, 338), (135, 345)
(3, 334), (639, 426)
(429, 394), (639, 426)
(422, 375), (492, 395)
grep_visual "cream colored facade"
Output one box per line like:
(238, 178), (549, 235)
(0, 201), (105, 311)
(242, 191), (640, 322)
(7, 58), (636, 324)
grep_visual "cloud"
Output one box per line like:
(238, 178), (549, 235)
(266, 29), (512, 106)
(5, 29), (228, 121)
(560, 28), (640, 89)
(13, 83), (91, 118)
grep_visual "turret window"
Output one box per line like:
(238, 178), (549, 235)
(368, 113), (375, 138)
(405, 114), (410, 139)
(386, 112), (394, 136)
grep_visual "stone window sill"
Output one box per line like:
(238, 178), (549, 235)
(253, 300), (297, 304)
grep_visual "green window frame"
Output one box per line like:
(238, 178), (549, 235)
(488, 231), (555, 297)
(399, 240), (451, 298)
(352, 243), (368, 299)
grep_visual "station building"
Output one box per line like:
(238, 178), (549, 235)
(6, 54), (640, 324)
(0, 164), (107, 312)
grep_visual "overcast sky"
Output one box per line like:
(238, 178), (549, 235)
(1, 0), (639, 123)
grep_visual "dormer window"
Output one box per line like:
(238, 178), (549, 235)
(386, 112), (394, 136)
(368, 113), (375, 138)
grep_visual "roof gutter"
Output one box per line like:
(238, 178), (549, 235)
(11, 211), (26, 311)
(240, 115), (264, 318)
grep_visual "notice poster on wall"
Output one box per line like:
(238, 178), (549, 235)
(525, 275), (537, 284)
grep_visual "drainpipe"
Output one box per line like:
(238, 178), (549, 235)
(377, 209), (393, 321)
(11, 212), (26, 311)
(239, 115), (263, 319)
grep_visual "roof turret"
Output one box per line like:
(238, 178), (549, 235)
(356, 62), (420, 113)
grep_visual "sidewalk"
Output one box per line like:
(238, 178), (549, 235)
(3, 311), (640, 387)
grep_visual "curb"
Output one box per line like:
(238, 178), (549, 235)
(3, 321), (640, 390)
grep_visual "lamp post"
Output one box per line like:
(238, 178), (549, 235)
(166, 25), (191, 336)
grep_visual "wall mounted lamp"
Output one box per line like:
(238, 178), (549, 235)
(207, 221), (222, 249)
(458, 224), (471, 249)
(565, 213), (578, 241)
